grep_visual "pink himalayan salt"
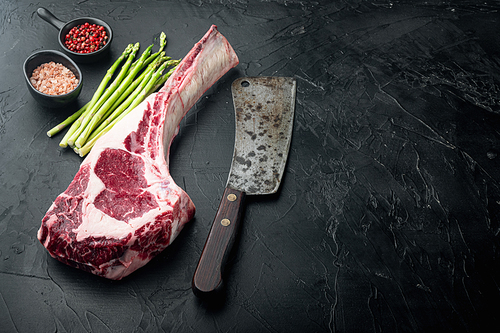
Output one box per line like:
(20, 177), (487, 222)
(31, 61), (79, 95)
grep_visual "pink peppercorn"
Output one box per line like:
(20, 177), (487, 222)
(64, 23), (108, 54)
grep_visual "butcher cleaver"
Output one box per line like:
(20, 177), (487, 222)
(192, 76), (296, 296)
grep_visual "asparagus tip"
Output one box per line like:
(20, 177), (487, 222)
(124, 43), (134, 53)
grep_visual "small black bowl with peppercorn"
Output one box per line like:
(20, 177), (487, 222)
(37, 7), (113, 64)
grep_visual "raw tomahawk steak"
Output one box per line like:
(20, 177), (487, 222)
(38, 25), (239, 280)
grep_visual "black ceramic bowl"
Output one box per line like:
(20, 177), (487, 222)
(23, 50), (83, 108)
(37, 7), (113, 64)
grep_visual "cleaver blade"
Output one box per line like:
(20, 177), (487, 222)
(193, 76), (296, 297)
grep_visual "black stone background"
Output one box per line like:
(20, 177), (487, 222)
(1, 1), (500, 332)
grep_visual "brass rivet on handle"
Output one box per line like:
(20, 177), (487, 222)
(221, 218), (231, 226)
(227, 193), (237, 201)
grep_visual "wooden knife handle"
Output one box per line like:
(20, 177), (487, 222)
(192, 187), (246, 297)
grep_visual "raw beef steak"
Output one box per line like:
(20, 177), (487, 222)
(38, 25), (239, 280)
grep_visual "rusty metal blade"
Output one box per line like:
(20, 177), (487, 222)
(227, 77), (296, 195)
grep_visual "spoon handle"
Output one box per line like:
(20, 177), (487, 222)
(37, 7), (66, 30)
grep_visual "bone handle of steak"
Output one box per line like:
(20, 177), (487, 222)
(192, 187), (246, 297)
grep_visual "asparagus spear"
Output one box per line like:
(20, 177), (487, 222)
(74, 44), (153, 148)
(78, 61), (176, 157)
(87, 69), (156, 144)
(96, 53), (169, 128)
(67, 42), (140, 147)
(143, 32), (167, 68)
(149, 60), (180, 93)
(57, 44), (133, 146)
(87, 60), (175, 144)
(92, 39), (169, 132)
(130, 32), (167, 73)
(87, 57), (168, 140)
(47, 102), (88, 138)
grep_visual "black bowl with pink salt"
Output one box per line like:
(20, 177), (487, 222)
(23, 50), (82, 108)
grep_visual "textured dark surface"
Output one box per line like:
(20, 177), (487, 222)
(1, 1), (500, 332)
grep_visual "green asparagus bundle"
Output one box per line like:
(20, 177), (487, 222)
(47, 32), (179, 157)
